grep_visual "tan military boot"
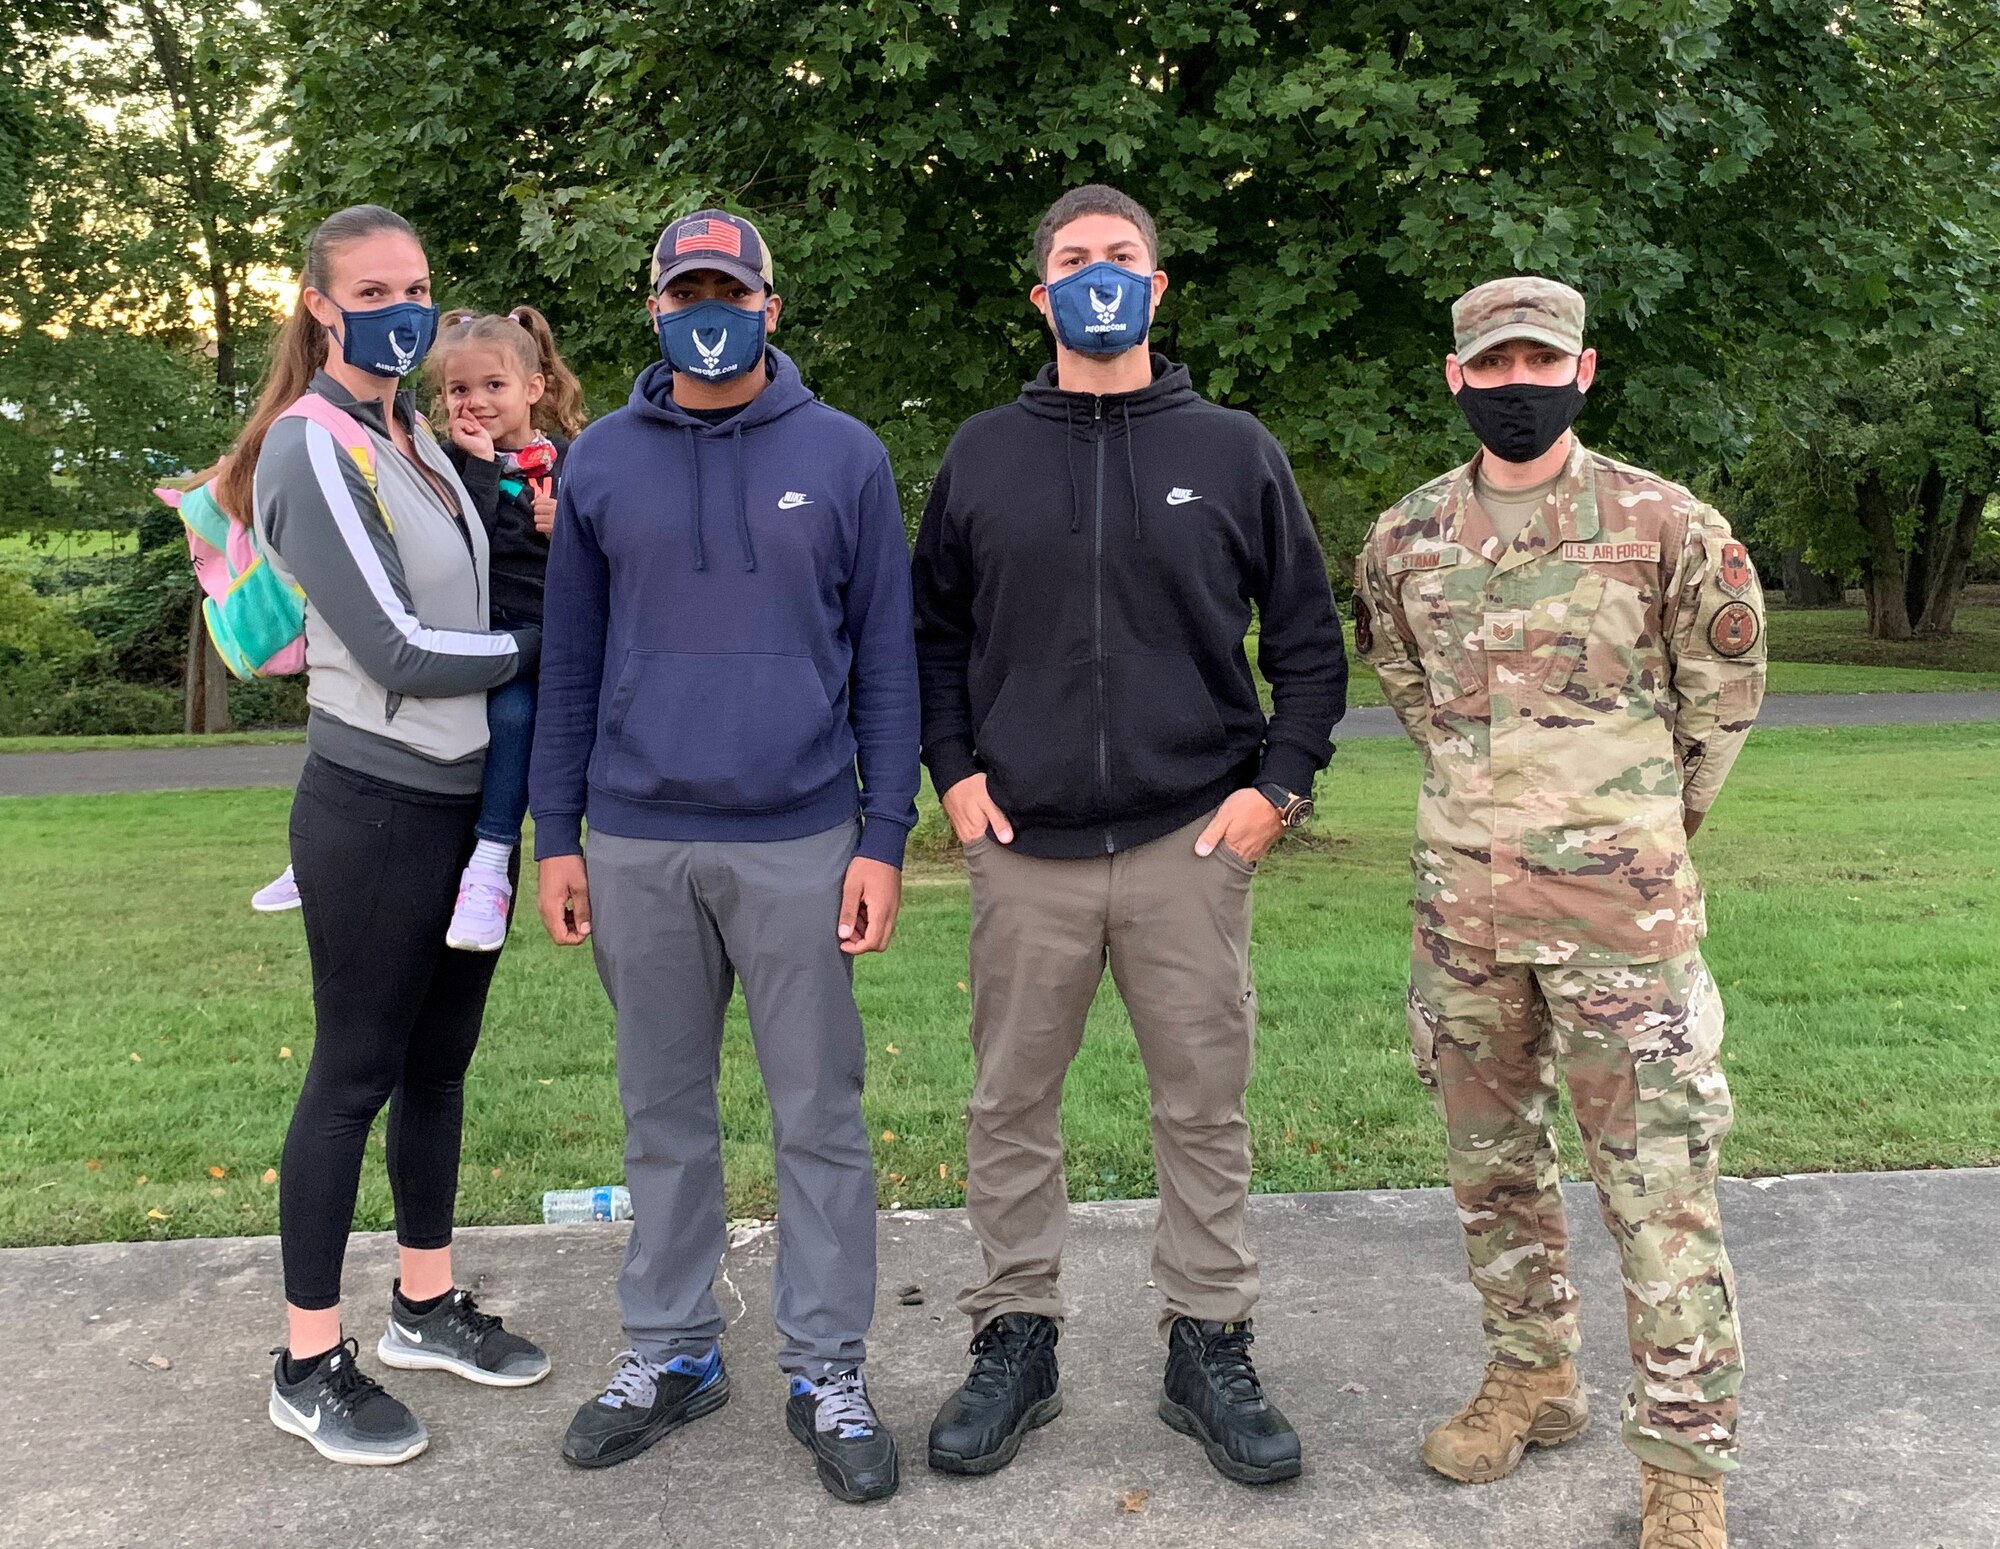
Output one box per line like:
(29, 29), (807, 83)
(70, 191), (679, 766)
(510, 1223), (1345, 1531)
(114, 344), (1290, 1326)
(1640, 1463), (1726, 1547)
(1420, 1359), (1588, 1483)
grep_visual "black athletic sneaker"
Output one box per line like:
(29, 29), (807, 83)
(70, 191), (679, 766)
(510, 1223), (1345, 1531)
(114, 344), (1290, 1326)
(785, 1369), (900, 1503)
(926, 1312), (1062, 1475)
(376, 1284), (551, 1388)
(561, 1346), (729, 1469)
(267, 1337), (428, 1467)
(1158, 1317), (1301, 1485)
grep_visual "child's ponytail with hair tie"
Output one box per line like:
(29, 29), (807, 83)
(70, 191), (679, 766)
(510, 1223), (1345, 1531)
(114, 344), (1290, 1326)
(508, 304), (587, 440)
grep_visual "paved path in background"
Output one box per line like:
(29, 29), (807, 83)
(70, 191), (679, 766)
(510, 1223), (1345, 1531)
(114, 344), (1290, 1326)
(0, 742), (308, 797)
(3, 1172), (1993, 1549)
(2, 690), (1997, 797)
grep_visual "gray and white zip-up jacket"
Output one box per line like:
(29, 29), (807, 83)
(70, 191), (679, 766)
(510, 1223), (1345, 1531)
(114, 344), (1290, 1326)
(254, 370), (535, 794)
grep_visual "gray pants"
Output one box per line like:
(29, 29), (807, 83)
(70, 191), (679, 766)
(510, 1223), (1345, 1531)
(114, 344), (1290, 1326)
(586, 820), (876, 1378)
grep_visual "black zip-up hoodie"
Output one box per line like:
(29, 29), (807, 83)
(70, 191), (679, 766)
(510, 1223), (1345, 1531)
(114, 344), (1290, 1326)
(447, 433), (570, 625)
(913, 354), (1346, 859)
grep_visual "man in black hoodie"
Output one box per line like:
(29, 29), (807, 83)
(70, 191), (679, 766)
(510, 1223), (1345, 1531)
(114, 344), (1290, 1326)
(913, 186), (1345, 1487)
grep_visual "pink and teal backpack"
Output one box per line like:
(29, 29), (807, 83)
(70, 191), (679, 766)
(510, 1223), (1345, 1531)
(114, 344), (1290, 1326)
(159, 394), (386, 680)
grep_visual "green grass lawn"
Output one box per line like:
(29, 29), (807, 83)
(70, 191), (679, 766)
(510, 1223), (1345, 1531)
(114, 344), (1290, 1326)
(0, 731), (308, 755)
(1762, 660), (2000, 694)
(1768, 595), (2000, 674)
(1328, 604), (2000, 706)
(3, 723), (1995, 1249)
(0, 530), (136, 561)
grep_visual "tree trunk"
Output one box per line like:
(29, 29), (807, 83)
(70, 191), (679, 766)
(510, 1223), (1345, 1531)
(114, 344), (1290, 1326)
(1914, 485), (1988, 637)
(137, 0), (236, 400)
(1780, 549), (1845, 607)
(182, 601), (232, 734)
(1903, 461), (1951, 628)
(1855, 472), (1914, 639)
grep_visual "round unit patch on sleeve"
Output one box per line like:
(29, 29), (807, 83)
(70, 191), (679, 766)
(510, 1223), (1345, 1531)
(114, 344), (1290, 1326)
(1708, 600), (1760, 657)
(1353, 594), (1374, 655)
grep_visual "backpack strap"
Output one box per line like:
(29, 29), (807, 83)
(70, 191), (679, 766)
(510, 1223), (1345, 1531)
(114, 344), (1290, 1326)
(280, 392), (382, 495)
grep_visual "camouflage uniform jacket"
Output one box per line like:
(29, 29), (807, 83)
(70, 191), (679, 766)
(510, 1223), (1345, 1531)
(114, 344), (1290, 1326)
(1354, 440), (1766, 966)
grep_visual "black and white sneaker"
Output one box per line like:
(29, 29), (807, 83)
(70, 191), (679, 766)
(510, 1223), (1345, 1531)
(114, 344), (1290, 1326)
(267, 1338), (428, 1466)
(786, 1369), (900, 1503)
(375, 1284), (551, 1387)
(561, 1346), (730, 1469)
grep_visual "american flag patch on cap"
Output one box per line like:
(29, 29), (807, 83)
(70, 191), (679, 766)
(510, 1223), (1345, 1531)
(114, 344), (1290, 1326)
(675, 219), (742, 257)
(652, 209), (772, 291)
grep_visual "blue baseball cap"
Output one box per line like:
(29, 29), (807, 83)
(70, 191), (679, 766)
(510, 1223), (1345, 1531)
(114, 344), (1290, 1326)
(651, 210), (774, 294)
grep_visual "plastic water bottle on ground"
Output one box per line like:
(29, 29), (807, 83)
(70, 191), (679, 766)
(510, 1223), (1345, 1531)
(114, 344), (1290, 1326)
(542, 1186), (632, 1224)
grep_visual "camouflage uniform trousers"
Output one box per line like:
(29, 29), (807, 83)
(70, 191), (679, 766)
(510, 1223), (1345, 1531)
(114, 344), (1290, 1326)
(1406, 923), (1742, 1477)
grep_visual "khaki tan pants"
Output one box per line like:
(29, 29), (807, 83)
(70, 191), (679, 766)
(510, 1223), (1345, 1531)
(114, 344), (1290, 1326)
(957, 812), (1260, 1335)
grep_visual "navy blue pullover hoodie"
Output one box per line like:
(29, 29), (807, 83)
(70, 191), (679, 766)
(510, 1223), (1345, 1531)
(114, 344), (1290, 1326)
(530, 348), (920, 866)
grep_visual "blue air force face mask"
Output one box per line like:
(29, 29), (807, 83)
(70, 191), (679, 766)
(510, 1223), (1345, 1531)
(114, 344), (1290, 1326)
(656, 298), (767, 383)
(1044, 260), (1153, 356)
(337, 301), (439, 379)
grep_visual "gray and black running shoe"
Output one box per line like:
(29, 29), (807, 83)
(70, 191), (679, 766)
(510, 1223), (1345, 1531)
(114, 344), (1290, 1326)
(375, 1285), (551, 1388)
(561, 1346), (730, 1469)
(267, 1338), (428, 1467)
(787, 1368), (900, 1503)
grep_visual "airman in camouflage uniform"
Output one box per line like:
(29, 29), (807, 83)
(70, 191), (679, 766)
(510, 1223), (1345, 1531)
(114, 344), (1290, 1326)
(1354, 277), (1764, 1548)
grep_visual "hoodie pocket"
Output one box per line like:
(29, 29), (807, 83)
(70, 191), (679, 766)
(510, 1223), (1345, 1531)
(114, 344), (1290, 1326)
(600, 649), (846, 812)
(976, 662), (1100, 820)
(1106, 653), (1230, 806)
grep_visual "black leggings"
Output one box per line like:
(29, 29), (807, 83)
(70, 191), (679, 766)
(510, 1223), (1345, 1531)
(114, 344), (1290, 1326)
(279, 754), (513, 1310)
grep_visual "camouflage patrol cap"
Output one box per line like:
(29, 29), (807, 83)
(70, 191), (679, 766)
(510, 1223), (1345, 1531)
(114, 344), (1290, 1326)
(1452, 276), (1586, 359)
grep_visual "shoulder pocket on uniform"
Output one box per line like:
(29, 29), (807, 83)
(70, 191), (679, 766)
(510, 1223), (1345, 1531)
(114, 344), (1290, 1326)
(1544, 573), (1650, 703)
(1542, 573), (1604, 695)
(1412, 582), (1481, 705)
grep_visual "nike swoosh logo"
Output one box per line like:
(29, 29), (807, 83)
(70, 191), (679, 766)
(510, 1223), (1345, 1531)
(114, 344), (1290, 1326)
(281, 1395), (322, 1433)
(777, 492), (813, 509)
(1166, 490), (1202, 505)
(393, 1322), (425, 1345)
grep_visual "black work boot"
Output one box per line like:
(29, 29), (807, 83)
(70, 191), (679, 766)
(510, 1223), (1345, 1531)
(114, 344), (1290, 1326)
(1159, 1317), (1302, 1485)
(926, 1312), (1062, 1474)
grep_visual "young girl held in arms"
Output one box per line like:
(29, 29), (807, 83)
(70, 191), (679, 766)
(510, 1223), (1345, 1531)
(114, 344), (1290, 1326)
(429, 307), (586, 948)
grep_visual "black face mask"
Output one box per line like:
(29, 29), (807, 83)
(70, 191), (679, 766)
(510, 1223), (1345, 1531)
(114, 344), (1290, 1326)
(1453, 378), (1587, 464)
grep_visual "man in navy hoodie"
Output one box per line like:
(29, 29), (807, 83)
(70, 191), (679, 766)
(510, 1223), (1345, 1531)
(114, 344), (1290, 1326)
(914, 186), (1345, 1487)
(530, 211), (918, 1504)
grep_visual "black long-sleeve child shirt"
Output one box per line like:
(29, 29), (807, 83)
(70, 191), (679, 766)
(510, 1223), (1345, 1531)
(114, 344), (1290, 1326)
(447, 433), (568, 624)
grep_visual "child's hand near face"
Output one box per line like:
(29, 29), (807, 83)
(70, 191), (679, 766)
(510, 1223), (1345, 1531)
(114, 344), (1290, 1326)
(449, 402), (496, 463)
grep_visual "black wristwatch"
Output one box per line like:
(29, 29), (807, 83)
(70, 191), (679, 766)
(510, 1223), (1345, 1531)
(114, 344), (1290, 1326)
(1256, 782), (1315, 828)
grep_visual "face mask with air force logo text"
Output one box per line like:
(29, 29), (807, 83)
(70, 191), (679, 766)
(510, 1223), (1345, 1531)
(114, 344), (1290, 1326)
(1045, 261), (1153, 356)
(337, 301), (439, 379)
(656, 298), (767, 383)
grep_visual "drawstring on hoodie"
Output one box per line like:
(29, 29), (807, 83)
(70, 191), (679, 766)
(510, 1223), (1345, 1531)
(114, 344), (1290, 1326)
(682, 421), (758, 573)
(1020, 354), (1196, 543)
(1063, 399), (1082, 533)
(1062, 398), (1141, 537)
(733, 422), (757, 572)
(686, 425), (706, 572)
(1121, 401), (1141, 540)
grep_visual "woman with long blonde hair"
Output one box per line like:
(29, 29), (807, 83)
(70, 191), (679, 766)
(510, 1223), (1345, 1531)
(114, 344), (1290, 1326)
(242, 204), (550, 1467)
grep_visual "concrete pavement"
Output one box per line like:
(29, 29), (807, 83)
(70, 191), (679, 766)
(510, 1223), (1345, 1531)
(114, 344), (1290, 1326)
(3, 1171), (1993, 1549)
(0, 741), (308, 797)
